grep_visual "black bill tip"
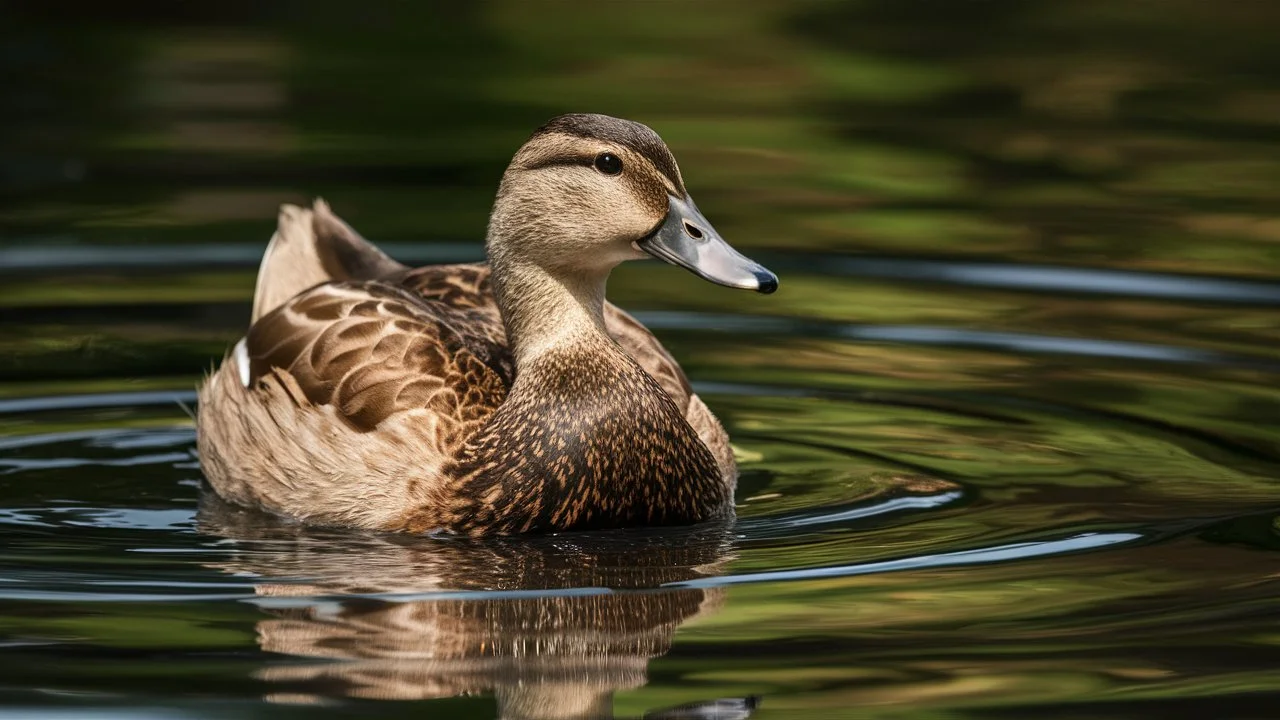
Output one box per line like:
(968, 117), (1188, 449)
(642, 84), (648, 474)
(754, 269), (779, 294)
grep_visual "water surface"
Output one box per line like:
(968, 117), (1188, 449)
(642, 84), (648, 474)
(2, 2), (1280, 718)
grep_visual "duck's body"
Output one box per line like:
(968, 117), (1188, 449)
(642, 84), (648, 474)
(197, 114), (775, 534)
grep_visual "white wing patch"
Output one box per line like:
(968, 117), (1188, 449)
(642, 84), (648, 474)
(233, 338), (251, 387)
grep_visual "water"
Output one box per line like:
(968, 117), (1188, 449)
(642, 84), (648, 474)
(3, 2), (1280, 718)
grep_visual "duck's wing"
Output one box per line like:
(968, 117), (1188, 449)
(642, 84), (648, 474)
(244, 281), (512, 429)
(398, 263), (509, 352)
(252, 201), (408, 322)
(197, 279), (512, 530)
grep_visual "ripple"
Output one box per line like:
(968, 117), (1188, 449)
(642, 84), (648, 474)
(10, 244), (1280, 307)
(0, 710), (202, 720)
(0, 454), (194, 473)
(0, 242), (482, 272)
(0, 507), (195, 531)
(768, 254), (1280, 305)
(0, 525), (1147, 604)
(17, 530), (1137, 607)
(742, 490), (963, 531)
(635, 311), (1280, 369)
(0, 391), (198, 416)
(667, 531), (1145, 589)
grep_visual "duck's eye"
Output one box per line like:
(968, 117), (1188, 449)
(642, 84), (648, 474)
(593, 153), (623, 176)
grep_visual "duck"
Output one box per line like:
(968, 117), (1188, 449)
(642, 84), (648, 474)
(196, 113), (777, 535)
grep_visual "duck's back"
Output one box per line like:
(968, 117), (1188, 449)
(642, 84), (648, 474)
(196, 203), (734, 531)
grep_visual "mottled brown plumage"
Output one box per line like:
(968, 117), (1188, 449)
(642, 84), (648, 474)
(197, 114), (767, 535)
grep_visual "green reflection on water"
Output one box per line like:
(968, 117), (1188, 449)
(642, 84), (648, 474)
(3, 0), (1280, 718)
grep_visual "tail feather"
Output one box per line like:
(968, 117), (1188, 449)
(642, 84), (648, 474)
(250, 200), (407, 323)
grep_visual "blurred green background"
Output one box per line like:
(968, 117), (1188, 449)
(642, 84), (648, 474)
(6, 0), (1280, 267)
(6, 0), (1280, 381)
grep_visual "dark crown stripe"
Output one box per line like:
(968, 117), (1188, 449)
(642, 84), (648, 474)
(532, 113), (685, 194)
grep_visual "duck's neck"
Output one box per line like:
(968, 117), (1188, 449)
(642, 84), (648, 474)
(490, 254), (614, 365)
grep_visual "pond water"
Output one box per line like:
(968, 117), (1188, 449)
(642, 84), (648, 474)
(2, 2), (1280, 718)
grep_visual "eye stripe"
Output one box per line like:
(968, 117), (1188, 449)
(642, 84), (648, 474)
(518, 144), (677, 203)
(521, 154), (593, 172)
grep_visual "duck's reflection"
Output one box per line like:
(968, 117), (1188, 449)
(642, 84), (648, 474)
(198, 494), (752, 719)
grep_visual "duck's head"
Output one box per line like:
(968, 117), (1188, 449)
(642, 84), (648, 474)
(487, 113), (777, 294)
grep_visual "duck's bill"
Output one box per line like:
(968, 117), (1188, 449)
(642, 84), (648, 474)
(637, 195), (778, 294)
